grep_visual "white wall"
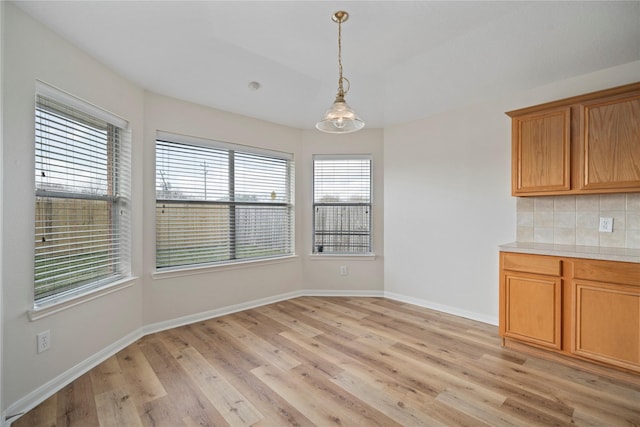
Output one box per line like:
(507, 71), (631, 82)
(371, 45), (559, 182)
(383, 60), (640, 325)
(384, 103), (513, 324)
(300, 129), (385, 294)
(2, 3), (145, 413)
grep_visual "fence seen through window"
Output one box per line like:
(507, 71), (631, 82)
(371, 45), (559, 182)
(155, 136), (294, 269)
(313, 156), (372, 254)
(34, 92), (130, 303)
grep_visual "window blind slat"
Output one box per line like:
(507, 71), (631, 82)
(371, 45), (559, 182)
(156, 135), (294, 269)
(313, 157), (371, 254)
(34, 90), (130, 304)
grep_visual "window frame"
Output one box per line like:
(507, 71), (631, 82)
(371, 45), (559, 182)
(33, 82), (131, 308)
(154, 132), (295, 271)
(312, 154), (373, 255)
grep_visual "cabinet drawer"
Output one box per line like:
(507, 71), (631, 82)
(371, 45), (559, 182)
(502, 253), (561, 276)
(573, 259), (640, 287)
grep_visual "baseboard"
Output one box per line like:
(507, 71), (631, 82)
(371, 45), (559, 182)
(301, 289), (385, 298)
(3, 328), (143, 426)
(384, 291), (499, 326)
(3, 289), (492, 425)
(142, 290), (305, 335)
(143, 289), (385, 335)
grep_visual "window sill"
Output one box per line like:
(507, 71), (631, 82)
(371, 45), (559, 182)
(153, 255), (299, 280)
(308, 253), (377, 261)
(29, 276), (138, 321)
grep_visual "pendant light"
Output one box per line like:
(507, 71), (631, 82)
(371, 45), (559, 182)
(316, 11), (365, 133)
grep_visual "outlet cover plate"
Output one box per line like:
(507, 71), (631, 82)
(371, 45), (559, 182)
(37, 330), (51, 353)
(599, 217), (613, 233)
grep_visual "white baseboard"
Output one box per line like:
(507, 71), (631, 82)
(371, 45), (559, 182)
(384, 291), (499, 326)
(142, 289), (386, 336)
(3, 289), (493, 425)
(143, 290), (305, 335)
(300, 289), (385, 298)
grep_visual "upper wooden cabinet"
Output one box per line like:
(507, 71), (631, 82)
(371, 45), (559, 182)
(511, 107), (570, 194)
(507, 82), (640, 196)
(580, 93), (640, 190)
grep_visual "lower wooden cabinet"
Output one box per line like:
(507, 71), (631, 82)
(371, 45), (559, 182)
(502, 271), (561, 350)
(499, 251), (640, 374)
(572, 279), (640, 372)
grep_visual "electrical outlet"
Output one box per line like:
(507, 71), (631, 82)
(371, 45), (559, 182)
(599, 217), (614, 233)
(37, 330), (51, 353)
(340, 265), (348, 276)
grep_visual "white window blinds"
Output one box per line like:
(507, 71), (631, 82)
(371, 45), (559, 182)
(155, 135), (294, 269)
(34, 89), (131, 304)
(313, 156), (372, 254)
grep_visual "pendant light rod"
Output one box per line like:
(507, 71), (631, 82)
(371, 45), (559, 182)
(334, 11), (347, 99)
(316, 10), (364, 134)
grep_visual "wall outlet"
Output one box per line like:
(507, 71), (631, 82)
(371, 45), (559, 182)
(599, 217), (614, 233)
(339, 265), (348, 276)
(37, 330), (51, 353)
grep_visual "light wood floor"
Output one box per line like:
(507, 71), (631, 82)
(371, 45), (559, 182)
(12, 297), (640, 426)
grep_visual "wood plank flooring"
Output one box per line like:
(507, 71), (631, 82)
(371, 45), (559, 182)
(12, 297), (640, 426)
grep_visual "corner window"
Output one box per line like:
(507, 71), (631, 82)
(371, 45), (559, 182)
(313, 155), (372, 254)
(34, 85), (131, 305)
(155, 133), (294, 269)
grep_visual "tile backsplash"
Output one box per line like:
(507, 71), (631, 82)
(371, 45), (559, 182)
(516, 193), (640, 248)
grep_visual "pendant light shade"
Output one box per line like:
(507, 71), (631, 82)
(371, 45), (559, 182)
(316, 11), (365, 134)
(316, 95), (365, 133)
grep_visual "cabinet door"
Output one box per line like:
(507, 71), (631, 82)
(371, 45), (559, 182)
(501, 272), (562, 350)
(580, 94), (640, 190)
(511, 107), (570, 195)
(572, 280), (640, 373)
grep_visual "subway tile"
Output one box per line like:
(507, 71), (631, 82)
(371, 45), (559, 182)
(576, 212), (599, 229)
(534, 197), (554, 212)
(517, 212), (534, 227)
(554, 196), (576, 212)
(554, 228), (575, 245)
(517, 197), (534, 213)
(576, 229), (599, 246)
(517, 227), (534, 242)
(599, 228), (626, 248)
(627, 212), (640, 230)
(518, 192), (640, 250)
(576, 194), (600, 211)
(600, 194), (626, 211)
(626, 230), (640, 249)
(534, 211), (554, 228)
(627, 193), (640, 212)
(554, 212), (576, 228)
(534, 227), (553, 244)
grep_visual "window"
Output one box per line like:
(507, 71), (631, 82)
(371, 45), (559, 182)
(313, 155), (372, 254)
(34, 85), (131, 305)
(155, 133), (294, 269)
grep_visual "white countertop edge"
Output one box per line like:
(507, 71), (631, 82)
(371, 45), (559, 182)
(499, 242), (640, 264)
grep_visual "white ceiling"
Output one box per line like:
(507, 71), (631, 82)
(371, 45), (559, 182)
(12, 1), (640, 129)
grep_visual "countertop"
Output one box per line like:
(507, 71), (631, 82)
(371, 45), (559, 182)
(499, 242), (640, 264)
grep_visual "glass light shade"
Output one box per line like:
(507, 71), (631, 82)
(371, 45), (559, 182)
(316, 98), (365, 133)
